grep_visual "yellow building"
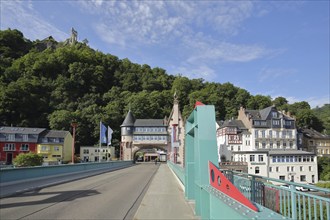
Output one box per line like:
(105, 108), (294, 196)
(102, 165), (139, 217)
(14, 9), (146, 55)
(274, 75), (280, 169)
(299, 128), (330, 157)
(37, 130), (73, 164)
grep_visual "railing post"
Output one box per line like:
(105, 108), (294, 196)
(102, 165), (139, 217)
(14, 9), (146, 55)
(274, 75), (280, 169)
(251, 176), (256, 202)
(290, 184), (297, 219)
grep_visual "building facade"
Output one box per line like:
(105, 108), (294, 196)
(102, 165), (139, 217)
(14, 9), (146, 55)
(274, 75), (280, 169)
(298, 128), (330, 157)
(216, 106), (318, 184)
(166, 93), (185, 166)
(0, 126), (72, 165)
(80, 146), (114, 162)
(37, 130), (73, 164)
(120, 110), (168, 161)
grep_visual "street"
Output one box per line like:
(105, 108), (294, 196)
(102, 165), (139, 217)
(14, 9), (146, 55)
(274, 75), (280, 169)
(0, 164), (159, 220)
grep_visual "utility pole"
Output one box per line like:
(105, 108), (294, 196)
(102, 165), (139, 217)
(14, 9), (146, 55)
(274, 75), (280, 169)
(71, 122), (78, 164)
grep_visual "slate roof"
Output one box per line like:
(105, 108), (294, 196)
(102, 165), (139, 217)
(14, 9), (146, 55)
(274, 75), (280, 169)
(39, 130), (69, 138)
(220, 119), (247, 130)
(121, 110), (135, 127)
(134, 119), (165, 127)
(0, 126), (46, 134)
(299, 128), (330, 139)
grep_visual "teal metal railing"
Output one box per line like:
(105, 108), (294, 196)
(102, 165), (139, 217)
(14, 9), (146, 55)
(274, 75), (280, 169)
(221, 169), (330, 220)
(168, 104), (330, 220)
(0, 160), (134, 183)
(167, 160), (185, 185)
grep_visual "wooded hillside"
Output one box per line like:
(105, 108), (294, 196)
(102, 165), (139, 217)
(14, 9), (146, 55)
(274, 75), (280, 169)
(0, 29), (328, 148)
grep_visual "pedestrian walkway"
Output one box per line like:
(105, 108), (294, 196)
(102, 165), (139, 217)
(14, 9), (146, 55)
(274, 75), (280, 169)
(134, 163), (197, 219)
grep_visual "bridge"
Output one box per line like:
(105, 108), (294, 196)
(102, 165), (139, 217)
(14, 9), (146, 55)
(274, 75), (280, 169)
(1, 105), (329, 219)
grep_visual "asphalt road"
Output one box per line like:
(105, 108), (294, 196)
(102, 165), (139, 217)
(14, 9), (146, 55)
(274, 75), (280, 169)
(0, 163), (159, 220)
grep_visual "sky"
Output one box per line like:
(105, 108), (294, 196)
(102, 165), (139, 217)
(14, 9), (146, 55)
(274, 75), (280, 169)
(1, 0), (329, 108)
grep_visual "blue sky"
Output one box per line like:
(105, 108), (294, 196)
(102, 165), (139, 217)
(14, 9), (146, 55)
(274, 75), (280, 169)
(1, 0), (329, 108)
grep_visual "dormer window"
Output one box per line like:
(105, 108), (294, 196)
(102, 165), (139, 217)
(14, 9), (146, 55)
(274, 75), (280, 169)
(272, 112), (278, 118)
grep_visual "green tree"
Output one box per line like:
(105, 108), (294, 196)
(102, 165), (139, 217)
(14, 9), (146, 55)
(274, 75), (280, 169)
(13, 152), (43, 167)
(247, 95), (272, 110)
(318, 157), (330, 181)
(272, 97), (289, 111)
(295, 109), (324, 131)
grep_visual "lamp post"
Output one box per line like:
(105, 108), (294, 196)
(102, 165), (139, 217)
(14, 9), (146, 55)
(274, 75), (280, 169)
(71, 122), (78, 164)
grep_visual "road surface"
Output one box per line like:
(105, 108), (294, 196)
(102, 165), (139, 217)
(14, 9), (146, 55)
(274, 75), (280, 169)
(0, 163), (159, 220)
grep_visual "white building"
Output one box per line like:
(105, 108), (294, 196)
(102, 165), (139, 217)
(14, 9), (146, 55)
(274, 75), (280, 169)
(80, 146), (114, 162)
(216, 106), (318, 184)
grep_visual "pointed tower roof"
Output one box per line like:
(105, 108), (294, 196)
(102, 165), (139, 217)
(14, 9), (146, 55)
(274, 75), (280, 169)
(121, 110), (135, 127)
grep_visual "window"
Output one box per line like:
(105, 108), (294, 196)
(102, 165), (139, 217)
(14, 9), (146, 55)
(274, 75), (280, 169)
(283, 142), (287, 148)
(258, 155), (264, 162)
(261, 130), (265, 138)
(7, 134), (15, 141)
(300, 166), (303, 171)
(262, 142), (266, 148)
(238, 146), (241, 151)
(54, 146), (60, 151)
(255, 130), (259, 138)
(291, 166), (294, 172)
(231, 146), (234, 151)
(250, 155), (255, 162)
(83, 149), (89, 154)
(309, 166), (312, 171)
(270, 142), (273, 148)
(287, 166), (290, 172)
(255, 141), (259, 148)
(20, 144), (29, 151)
(279, 176), (285, 180)
(269, 167), (272, 172)
(276, 167), (279, 172)
(269, 130), (272, 138)
(276, 131), (280, 138)
(276, 141), (280, 148)
(272, 112), (278, 118)
(282, 131), (286, 138)
(273, 120), (280, 126)
(41, 146), (49, 151)
(300, 175), (306, 182)
(272, 156), (276, 163)
(23, 134), (28, 141)
(255, 167), (260, 174)
(289, 141), (293, 148)
(4, 143), (15, 151)
(311, 157), (314, 162)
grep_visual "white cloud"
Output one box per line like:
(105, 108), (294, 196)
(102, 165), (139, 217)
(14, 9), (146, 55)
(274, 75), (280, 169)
(259, 68), (297, 82)
(0, 0), (67, 41)
(173, 64), (217, 81)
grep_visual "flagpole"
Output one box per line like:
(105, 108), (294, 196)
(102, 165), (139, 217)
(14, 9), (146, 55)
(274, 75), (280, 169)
(99, 121), (101, 162)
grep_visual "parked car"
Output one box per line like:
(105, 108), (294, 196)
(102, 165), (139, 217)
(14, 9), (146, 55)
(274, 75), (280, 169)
(295, 186), (309, 192)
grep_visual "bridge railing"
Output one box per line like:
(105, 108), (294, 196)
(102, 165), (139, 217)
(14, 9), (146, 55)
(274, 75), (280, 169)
(0, 160), (134, 183)
(221, 169), (330, 220)
(167, 160), (185, 185)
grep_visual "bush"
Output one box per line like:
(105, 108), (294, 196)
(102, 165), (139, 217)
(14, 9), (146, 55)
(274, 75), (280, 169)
(13, 152), (43, 167)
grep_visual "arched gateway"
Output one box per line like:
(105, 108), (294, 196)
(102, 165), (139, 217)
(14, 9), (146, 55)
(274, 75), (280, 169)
(120, 94), (185, 164)
(120, 110), (168, 161)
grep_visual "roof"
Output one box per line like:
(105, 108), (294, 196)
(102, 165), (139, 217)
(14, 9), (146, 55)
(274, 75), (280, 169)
(268, 150), (315, 156)
(299, 128), (330, 139)
(0, 126), (46, 134)
(39, 130), (69, 138)
(134, 119), (165, 127)
(121, 110), (135, 127)
(220, 119), (247, 130)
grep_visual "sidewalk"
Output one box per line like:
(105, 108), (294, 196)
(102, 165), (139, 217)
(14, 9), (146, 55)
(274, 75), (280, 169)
(134, 163), (197, 220)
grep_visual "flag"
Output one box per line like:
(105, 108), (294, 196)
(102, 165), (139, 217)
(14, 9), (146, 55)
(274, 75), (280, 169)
(100, 122), (107, 144)
(108, 126), (113, 145)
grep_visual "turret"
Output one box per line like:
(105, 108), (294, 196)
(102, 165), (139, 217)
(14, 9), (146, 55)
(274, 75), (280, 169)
(121, 110), (135, 136)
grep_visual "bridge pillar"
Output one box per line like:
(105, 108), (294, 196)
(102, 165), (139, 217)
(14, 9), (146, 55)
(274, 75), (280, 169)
(185, 105), (218, 218)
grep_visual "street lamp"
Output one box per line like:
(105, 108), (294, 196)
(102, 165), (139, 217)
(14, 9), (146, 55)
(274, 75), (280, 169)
(71, 122), (78, 164)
